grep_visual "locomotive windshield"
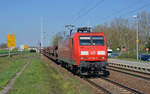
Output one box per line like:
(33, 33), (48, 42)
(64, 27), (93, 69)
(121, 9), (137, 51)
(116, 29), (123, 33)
(92, 36), (104, 45)
(79, 36), (104, 46)
(79, 36), (91, 45)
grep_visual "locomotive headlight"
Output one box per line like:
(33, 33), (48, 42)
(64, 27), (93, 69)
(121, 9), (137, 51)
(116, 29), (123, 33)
(81, 57), (86, 59)
(97, 51), (105, 55)
(81, 51), (89, 55)
(100, 57), (104, 59)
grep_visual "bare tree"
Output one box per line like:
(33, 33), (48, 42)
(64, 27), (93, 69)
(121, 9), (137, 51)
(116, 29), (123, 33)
(52, 33), (63, 46)
(93, 17), (136, 54)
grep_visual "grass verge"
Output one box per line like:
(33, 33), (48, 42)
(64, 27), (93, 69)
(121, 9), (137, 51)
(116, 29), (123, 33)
(9, 55), (93, 94)
(0, 55), (28, 90)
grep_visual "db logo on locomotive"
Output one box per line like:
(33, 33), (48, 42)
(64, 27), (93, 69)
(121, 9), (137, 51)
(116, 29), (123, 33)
(91, 51), (96, 55)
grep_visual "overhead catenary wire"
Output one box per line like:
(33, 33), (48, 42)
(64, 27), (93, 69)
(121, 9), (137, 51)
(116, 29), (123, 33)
(103, 0), (142, 20)
(74, 0), (93, 18)
(120, 2), (150, 17)
(101, 1), (150, 22)
(72, 0), (140, 25)
(72, 0), (105, 24)
(71, 0), (150, 28)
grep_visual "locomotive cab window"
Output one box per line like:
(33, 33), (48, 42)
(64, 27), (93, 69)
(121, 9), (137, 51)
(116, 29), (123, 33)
(79, 36), (91, 45)
(92, 36), (104, 45)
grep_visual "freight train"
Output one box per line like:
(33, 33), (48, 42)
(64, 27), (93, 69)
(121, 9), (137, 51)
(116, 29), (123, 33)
(42, 27), (110, 76)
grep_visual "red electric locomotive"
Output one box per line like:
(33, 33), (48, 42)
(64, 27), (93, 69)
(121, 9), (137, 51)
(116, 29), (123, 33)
(58, 27), (109, 76)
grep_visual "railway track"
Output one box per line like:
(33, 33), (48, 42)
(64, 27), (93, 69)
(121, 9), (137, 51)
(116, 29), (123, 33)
(85, 77), (144, 94)
(43, 55), (145, 94)
(84, 78), (112, 94)
(108, 66), (150, 81)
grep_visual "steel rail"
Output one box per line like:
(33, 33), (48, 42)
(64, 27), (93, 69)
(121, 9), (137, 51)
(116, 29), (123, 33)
(107, 67), (150, 81)
(43, 53), (112, 94)
(84, 78), (113, 94)
(101, 77), (144, 94)
(42, 53), (144, 94)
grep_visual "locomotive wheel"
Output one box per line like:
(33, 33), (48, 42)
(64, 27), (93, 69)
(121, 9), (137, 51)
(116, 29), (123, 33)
(61, 61), (65, 67)
(73, 67), (81, 76)
(103, 70), (110, 77)
(75, 68), (80, 75)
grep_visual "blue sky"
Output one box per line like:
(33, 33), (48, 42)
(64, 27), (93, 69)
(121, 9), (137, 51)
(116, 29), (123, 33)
(0, 0), (150, 47)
